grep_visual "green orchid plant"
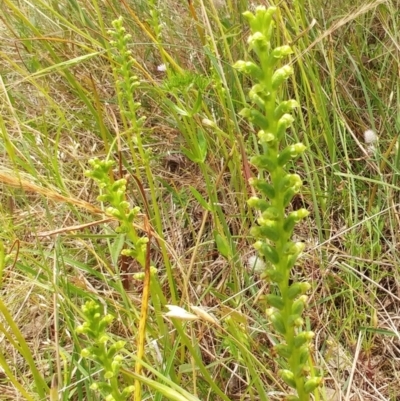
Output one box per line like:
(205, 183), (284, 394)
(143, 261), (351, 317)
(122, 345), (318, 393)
(234, 6), (322, 400)
(77, 300), (134, 401)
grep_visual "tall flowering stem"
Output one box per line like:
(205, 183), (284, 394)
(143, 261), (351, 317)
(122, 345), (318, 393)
(76, 300), (134, 401)
(234, 7), (322, 400)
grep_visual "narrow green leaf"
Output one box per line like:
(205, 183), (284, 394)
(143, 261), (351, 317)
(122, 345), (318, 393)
(196, 129), (207, 163)
(214, 231), (232, 259)
(189, 186), (211, 211)
(191, 89), (203, 115)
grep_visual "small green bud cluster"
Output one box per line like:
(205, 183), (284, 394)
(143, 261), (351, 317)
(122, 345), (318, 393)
(109, 17), (146, 133)
(77, 300), (133, 400)
(235, 6), (321, 400)
(85, 158), (147, 267)
(148, 0), (163, 40)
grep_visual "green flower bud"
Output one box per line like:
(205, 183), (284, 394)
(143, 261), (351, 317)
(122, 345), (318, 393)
(138, 237), (149, 245)
(118, 200), (130, 210)
(81, 348), (91, 358)
(278, 143), (306, 166)
(298, 344), (310, 365)
(271, 65), (293, 90)
(247, 196), (270, 211)
(274, 343), (292, 358)
(239, 107), (251, 118)
(76, 324), (87, 334)
(249, 92), (266, 109)
(256, 219), (280, 242)
(249, 84), (265, 109)
(261, 207), (280, 220)
(249, 109), (270, 129)
(279, 369), (296, 388)
(284, 209), (310, 233)
(262, 268), (284, 283)
(254, 241), (280, 264)
(115, 340), (126, 351)
(98, 334), (110, 344)
(271, 45), (293, 59)
(233, 61), (263, 79)
(276, 113), (295, 139)
(267, 309), (286, 335)
(104, 370), (114, 380)
(242, 10), (255, 24)
(288, 282), (311, 299)
(243, 6), (275, 35)
(294, 331), (315, 347)
(133, 272), (145, 280)
(107, 341), (126, 359)
(304, 377), (323, 393)
(111, 355), (123, 372)
(274, 99), (299, 118)
(258, 130), (276, 144)
(102, 314), (114, 325)
(249, 179), (276, 199)
(248, 32), (268, 52)
(256, 6), (277, 36)
(122, 386), (135, 396)
(281, 173), (302, 190)
(98, 315), (114, 332)
(251, 83), (268, 95)
(283, 241), (305, 256)
(97, 194), (111, 203)
(106, 207), (121, 218)
(283, 187), (297, 207)
(251, 155), (276, 172)
(286, 244), (305, 270)
(291, 295), (308, 316)
(265, 294), (284, 309)
(82, 300), (96, 313)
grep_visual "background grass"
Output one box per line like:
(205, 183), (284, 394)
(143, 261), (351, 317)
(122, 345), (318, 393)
(1, 0), (400, 400)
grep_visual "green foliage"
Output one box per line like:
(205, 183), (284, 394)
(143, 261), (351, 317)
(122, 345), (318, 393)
(1, 0), (399, 400)
(77, 300), (134, 401)
(235, 6), (321, 399)
(85, 158), (147, 266)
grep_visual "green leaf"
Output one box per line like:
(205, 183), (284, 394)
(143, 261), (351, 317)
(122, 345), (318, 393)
(279, 369), (296, 388)
(181, 147), (199, 163)
(122, 369), (201, 401)
(191, 89), (203, 115)
(214, 232), (232, 259)
(189, 186), (211, 211)
(196, 129), (207, 163)
(110, 233), (126, 265)
(168, 101), (190, 116)
(0, 300), (49, 398)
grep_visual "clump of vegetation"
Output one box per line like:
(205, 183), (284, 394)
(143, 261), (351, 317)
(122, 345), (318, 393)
(234, 6), (321, 399)
(0, 0), (399, 400)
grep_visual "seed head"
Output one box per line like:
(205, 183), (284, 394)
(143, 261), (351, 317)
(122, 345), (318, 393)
(364, 129), (377, 144)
